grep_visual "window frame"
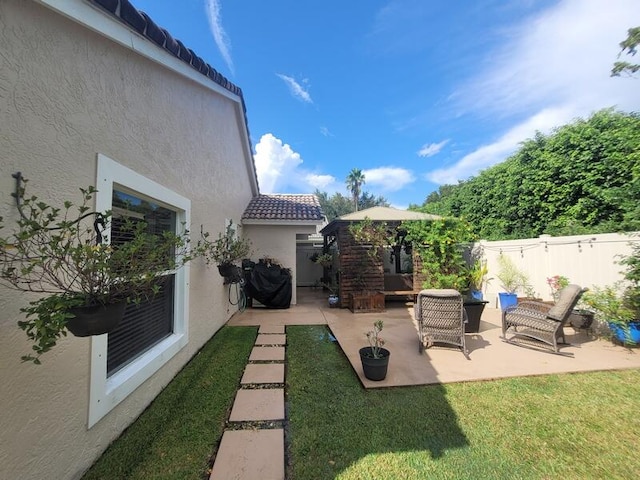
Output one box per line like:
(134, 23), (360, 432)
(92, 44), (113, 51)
(89, 154), (190, 428)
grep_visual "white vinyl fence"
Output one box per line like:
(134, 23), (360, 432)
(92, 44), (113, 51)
(475, 232), (639, 308)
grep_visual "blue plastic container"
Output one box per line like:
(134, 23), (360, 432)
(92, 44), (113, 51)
(609, 321), (640, 345)
(498, 292), (518, 311)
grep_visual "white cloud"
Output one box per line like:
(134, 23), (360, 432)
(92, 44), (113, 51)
(276, 74), (313, 103)
(362, 167), (415, 192)
(435, 0), (640, 184)
(254, 134), (303, 193)
(254, 133), (337, 193)
(418, 139), (449, 158)
(204, 0), (234, 74)
(305, 174), (336, 190)
(320, 126), (334, 137)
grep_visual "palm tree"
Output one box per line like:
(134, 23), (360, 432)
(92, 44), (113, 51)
(345, 168), (365, 211)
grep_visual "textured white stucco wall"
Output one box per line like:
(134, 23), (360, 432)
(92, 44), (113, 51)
(0, 1), (255, 479)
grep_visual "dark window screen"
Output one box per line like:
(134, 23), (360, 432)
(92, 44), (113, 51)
(107, 190), (177, 377)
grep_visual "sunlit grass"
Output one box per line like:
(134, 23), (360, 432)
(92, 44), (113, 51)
(287, 325), (640, 480)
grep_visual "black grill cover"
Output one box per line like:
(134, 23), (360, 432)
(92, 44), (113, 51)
(244, 260), (292, 309)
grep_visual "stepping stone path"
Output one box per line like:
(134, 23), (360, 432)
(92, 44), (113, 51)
(210, 325), (286, 480)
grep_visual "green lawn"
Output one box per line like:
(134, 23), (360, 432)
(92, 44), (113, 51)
(83, 324), (640, 479)
(287, 326), (640, 480)
(82, 326), (256, 480)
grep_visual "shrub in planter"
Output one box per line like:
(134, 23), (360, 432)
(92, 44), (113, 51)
(359, 320), (390, 381)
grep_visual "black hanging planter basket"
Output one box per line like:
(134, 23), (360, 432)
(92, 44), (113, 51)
(359, 347), (390, 381)
(217, 263), (243, 284)
(66, 301), (127, 337)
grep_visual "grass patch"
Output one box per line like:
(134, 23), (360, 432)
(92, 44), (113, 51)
(287, 325), (640, 480)
(82, 326), (256, 480)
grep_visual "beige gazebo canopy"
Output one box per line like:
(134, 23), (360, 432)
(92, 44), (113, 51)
(320, 206), (441, 236)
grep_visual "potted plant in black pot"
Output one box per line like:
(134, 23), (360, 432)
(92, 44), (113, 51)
(198, 220), (251, 284)
(359, 320), (390, 381)
(0, 179), (198, 363)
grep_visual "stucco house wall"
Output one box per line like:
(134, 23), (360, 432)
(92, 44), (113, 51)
(0, 1), (257, 479)
(243, 224), (318, 305)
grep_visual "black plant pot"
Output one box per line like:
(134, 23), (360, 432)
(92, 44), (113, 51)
(359, 347), (390, 381)
(569, 309), (595, 329)
(463, 300), (489, 333)
(217, 263), (242, 284)
(66, 301), (127, 337)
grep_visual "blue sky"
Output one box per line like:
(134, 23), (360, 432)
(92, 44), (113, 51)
(132, 0), (639, 208)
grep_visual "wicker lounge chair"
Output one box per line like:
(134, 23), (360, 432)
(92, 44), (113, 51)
(415, 289), (467, 356)
(502, 284), (586, 353)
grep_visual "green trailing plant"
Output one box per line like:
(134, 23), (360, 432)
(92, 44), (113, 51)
(404, 218), (475, 291)
(365, 320), (385, 358)
(619, 239), (640, 318)
(583, 284), (635, 330)
(0, 180), (198, 363)
(582, 240), (640, 344)
(348, 217), (389, 258)
(496, 255), (529, 294)
(348, 217), (390, 292)
(197, 220), (251, 266)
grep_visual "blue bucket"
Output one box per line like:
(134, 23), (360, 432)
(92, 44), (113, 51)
(609, 322), (640, 345)
(498, 292), (518, 311)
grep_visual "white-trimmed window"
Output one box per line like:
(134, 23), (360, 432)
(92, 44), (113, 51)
(89, 154), (190, 428)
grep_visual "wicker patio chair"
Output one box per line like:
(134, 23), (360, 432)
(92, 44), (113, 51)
(415, 289), (467, 356)
(502, 284), (587, 353)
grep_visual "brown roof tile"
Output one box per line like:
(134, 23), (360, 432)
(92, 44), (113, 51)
(242, 194), (324, 222)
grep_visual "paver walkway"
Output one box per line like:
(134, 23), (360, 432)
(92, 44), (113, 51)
(209, 324), (286, 480)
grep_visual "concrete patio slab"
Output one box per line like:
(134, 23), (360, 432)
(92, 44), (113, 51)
(229, 389), (285, 422)
(255, 333), (286, 345)
(249, 346), (285, 361)
(209, 429), (284, 480)
(259, 324), (285, 334)
(327, 302), (640, 388)
(229, 288), (640, 388)
(241, 363), (285, 384)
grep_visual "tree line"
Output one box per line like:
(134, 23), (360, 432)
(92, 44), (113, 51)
(417, 109), (640, 240)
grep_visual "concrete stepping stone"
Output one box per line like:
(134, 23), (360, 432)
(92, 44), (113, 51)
(255, 333), (286, 346)
(209, 429), (284, 480)
(249, 346), (285, 361)
(259, 324), (285, 334)
(241, 363), (284, 384)
(229, 388), (284, 422)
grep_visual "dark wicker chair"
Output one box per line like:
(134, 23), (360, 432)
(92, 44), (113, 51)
(415, 289), (467, 356)
(502, 284), (587, 353)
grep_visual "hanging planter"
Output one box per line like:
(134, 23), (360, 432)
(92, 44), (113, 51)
(66, 301), (127, 337)
(0, 175), (202, 363)
(217, 263), (243, 284)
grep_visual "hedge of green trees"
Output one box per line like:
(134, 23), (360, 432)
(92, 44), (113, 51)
(418, 109), (640, 240)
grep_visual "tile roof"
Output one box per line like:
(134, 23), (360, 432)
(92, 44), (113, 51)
(242, 195), (325, 223)
(91, 0), (244, 100)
